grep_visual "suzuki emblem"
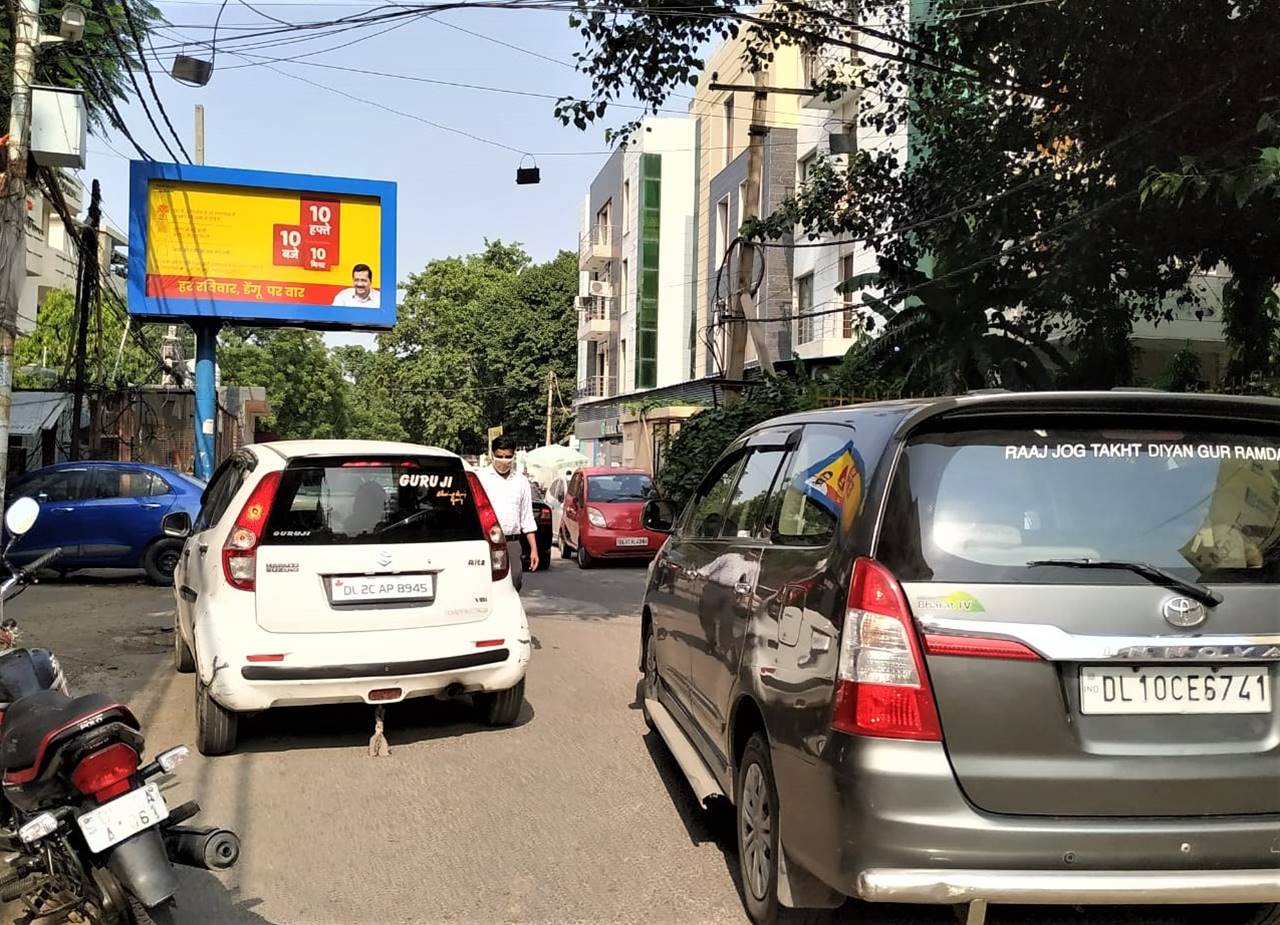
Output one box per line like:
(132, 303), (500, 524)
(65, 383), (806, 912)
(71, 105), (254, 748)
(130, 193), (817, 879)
(376, 550), (392, 568)
(1162, 596), (1207, 629)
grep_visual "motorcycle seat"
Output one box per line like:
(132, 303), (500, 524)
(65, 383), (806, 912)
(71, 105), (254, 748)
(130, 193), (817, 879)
(0, 691), (135, 777)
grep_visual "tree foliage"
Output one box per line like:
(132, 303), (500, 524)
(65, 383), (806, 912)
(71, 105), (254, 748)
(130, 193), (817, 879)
(0, 0), (167, 140)
(561, 0), (1280, 390)
(13, 289), (166, 389)
(219, 329), (350, 440)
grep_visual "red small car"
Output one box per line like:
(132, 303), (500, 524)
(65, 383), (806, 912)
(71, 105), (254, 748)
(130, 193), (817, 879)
(559, 467), (667, 568)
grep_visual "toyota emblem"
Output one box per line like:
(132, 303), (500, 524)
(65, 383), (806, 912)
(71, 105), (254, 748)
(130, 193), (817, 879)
(376, 550), (393, 568)
(1162, 596), (1207, 629)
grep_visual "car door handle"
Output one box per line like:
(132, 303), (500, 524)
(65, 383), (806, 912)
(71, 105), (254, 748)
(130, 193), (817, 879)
(140, 502), (163, 509)
(53, 507), (76, 513)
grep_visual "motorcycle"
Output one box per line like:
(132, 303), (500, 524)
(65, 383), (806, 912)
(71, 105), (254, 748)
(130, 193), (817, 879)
(0, 497), (240, 923)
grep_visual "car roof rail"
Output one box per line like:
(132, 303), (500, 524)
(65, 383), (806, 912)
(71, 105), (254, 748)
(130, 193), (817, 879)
(1110, 386), (1164, 392)
(965, 388), (1011, 396)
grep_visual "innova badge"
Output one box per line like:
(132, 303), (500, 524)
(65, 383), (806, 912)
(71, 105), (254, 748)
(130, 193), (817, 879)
(1162, 596), (1207, 629)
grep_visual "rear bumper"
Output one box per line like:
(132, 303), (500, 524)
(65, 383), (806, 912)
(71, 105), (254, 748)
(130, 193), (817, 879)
(777, 738), (1280, 903)
(856, 868), (1280, 905)
(197, 595), (530, 712)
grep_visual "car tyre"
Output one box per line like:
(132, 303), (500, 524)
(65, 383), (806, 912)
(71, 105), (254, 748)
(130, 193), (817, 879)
(173, 615), (195, 674)
(641, 622), (658, 731)
(736, 733), (825, 925)
(142, 539), (183, 586)
(559, 530), (573, 559)
(196, 680), (239, 756)
(474, 678), (525, 727)
(1240, 906), (1280, 925)
(576, 543), (593, 570)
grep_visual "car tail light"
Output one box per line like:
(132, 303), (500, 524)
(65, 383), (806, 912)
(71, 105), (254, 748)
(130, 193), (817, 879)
(222, 471), (281, 592)
(71, 743), (140, 803)
(832, 558), (942, 742)
(465, 472), (509, 582)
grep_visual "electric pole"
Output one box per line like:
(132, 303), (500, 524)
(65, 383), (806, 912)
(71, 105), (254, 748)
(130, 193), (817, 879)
(69, 179), (100, 460)
(545, 369), (555, 447)
(722, 76), (770, 404)
(0, 0), (41, 496)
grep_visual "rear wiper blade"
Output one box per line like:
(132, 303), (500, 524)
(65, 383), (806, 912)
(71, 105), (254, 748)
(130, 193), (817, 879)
(1025, 558), (1223, 607)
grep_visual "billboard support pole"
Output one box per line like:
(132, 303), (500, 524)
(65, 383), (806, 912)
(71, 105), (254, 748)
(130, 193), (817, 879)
(193, 321), (219, 480)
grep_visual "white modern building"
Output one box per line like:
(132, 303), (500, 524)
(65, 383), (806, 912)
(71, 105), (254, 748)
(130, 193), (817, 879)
(575, 117), (698, 466)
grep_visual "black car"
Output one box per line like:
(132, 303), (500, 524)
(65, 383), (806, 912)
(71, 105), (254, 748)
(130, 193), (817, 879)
(519, 487), (554, 572)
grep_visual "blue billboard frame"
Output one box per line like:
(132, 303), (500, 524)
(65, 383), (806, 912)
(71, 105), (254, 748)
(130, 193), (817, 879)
(127, 161), (398, 330)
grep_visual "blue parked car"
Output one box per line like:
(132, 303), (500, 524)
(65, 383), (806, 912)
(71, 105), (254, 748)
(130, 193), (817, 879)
(3, 461), (204, 584)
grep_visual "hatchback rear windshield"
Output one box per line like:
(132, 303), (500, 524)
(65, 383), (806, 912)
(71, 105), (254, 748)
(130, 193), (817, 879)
(881, 423), (1280, 584)
(263, 457), (482, 545)
(588, 474), (653, 502)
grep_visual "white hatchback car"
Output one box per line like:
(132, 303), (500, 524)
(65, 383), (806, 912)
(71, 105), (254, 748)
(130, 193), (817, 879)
(172, 441), (531, 755)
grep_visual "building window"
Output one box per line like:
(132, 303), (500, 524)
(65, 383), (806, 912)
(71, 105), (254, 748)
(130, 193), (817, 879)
(737, 180), (748, 230)
(798, 152), (816, 186)
(722, 97), (734, 168)
(840, 254), (857, 338)
(797, 273), (814, 344)
(620, 258), (629, 314)
(716, 196), (730, 261)
(622, 180), (631, 235)
(595, 201), (611, 246)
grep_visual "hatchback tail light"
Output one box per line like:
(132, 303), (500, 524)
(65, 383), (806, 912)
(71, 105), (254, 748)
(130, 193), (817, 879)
(832, 558), (942, 741)
(466, 472), (509, 582)
(222, 471), (281, 592)
(71, 743), (140, 803)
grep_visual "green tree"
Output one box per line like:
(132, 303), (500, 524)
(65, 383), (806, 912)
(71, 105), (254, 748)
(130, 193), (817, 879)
(333, 344), (407, 442)
(381, 242), (578, 452)
(13, 289), (164, 388)
(219, 329), (349, 439)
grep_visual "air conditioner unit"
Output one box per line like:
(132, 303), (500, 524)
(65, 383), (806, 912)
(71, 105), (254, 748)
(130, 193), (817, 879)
(588, 280), (613, 298)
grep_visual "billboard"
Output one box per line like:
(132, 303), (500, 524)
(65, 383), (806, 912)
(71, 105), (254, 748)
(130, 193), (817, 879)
(128, 162), (397, 329)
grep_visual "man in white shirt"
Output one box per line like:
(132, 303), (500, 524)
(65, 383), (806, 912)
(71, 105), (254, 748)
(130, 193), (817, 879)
(331, 264), (381, 307)
(477, 436), (539, 591)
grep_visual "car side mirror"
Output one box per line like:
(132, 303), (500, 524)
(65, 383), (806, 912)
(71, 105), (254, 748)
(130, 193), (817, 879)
(162, 511), (192, 538)
(5, 497), (40, 537)
(642, 499), (677, 534)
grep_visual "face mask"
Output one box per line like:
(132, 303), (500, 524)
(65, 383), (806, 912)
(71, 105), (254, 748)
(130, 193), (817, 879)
(493, 458), (515, 474)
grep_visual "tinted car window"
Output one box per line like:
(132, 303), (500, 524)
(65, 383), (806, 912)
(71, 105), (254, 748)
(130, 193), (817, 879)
(587, 474), (653, 502)
(20, 469), (86, 502)
(881, 423), (1280, 584)
(720, 449), (787, 539)
(263, 457), (482, 545)
(195, 462), (243, 531)
(767, 425), (864, 547)
(91, 469), (161, 500)
(682, 456), (745, 540)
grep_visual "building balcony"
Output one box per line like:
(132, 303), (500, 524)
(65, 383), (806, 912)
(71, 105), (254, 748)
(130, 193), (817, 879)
(801, 51), (859, 111)
(579, 224), (613, 271)
(577, 374), (618, 401)
(577, 295), (619, 342)
(794, 301), (860, 360)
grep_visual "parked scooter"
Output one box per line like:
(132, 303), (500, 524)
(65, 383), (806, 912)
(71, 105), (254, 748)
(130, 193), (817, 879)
(0, 497), (240, 923)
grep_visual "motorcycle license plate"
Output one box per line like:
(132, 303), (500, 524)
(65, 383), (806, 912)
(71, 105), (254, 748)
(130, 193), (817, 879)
(76, 783), (169, 854)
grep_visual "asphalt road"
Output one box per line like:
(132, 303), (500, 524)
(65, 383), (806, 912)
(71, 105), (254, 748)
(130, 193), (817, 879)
(1, 563), (1270, 925)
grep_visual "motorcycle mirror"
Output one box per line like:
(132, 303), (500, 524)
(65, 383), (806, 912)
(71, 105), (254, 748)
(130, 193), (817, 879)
(4, 497), (40, 537)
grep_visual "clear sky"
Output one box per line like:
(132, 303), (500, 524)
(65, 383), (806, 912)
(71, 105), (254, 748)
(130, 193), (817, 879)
(83, 0), (631, 342)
